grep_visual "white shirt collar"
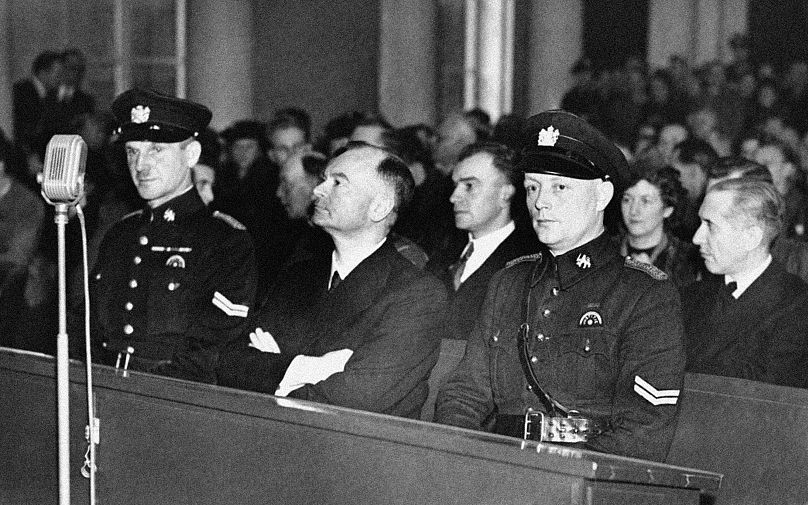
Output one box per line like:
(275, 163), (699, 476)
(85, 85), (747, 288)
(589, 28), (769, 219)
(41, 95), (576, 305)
(329, 237), (387, 289)
(725, 254), (772, 299)
(459, 221), (515, 284)
(32, 76), (47, 99)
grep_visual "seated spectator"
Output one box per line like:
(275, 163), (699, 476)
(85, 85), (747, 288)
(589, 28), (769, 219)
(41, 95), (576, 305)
(670, 137), (719, 240)
(433, 113), (477, 176)
(707, 156), (808, 283)
(318, 111), (364, 156)
(219, 142), (447, 418)
(267, 113), (310, 168)
(0, 135), (45, 347)
(754, 138), (808, 239)
(464, 108), (492, 141)
(491, 113), (525, 152)
(686, 106), (731, 156)
(384, 127), (455, 258)
(618, 161), (701, 289)
(684, 158), (808, 388)
(349, 113), (391, 148)
(656, 122), (688, 165)
(426, 142), (538, 341)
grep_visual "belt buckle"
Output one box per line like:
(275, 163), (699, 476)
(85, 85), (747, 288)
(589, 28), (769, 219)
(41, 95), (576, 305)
(523, 411), (592, 443)
(522, 411), (545, 441)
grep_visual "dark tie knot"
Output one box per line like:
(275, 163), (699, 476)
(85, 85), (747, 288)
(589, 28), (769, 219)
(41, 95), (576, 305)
(722, 281), (737, 298)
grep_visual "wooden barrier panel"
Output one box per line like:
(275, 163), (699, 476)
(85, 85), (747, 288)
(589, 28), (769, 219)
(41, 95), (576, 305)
(668, 373), (808, 505)
(0, 348), (718, 505)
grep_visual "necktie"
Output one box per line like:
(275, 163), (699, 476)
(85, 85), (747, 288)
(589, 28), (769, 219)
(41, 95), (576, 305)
(627, 245), (657, 257)
(329, 271), (342, 292)
(451, 242), (474, 291)
(722, 281), (737, 299)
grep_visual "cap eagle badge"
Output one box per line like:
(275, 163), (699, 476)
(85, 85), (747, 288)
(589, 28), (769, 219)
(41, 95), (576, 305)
(537, 126), (559, 146)
(131, 105), (150, 124)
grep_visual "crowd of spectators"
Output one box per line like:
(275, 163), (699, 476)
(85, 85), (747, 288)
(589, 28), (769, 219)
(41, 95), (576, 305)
(2, 35), (807, 391)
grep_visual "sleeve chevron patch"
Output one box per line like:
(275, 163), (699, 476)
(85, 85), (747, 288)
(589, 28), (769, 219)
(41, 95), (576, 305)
(212, 291), (249, 318)
(633, 375), (679, 405)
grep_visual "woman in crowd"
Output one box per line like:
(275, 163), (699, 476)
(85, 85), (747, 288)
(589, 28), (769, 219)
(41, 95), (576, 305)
(618, 160), (702, 289)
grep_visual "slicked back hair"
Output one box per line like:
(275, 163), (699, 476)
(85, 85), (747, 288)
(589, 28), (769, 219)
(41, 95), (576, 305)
(458, 141), (519, 187)
(336, 141), (414, 214)
(708, 175), (784, 248)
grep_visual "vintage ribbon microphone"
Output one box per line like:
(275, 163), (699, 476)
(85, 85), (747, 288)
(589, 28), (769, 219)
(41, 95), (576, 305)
(41, 134), (87, 505)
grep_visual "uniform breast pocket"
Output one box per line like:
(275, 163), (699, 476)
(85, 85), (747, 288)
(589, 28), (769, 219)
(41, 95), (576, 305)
(487, 327), (526, 402)
(146, 264), (190, 335)
(550, 329), (615, 401)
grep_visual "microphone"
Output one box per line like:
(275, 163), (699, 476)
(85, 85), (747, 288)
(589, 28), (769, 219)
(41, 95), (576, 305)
(41, 134), (87, 205)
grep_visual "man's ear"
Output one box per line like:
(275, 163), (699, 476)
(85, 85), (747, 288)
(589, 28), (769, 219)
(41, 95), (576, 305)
(499, 183), (515, 207)
(369, 190), (396, 223)
(739, 222), (765, 252)
(184, 140), (202, 168)
(595, 180), (614, 211)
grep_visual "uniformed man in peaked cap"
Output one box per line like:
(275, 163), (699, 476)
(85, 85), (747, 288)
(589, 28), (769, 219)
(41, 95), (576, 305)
(76, 89), (256, 383)
(434, 110), (685, 462)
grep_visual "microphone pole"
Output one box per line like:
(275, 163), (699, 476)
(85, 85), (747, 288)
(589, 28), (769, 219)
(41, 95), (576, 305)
(55, 201), (70, 505)
(41, 134), (87, 505)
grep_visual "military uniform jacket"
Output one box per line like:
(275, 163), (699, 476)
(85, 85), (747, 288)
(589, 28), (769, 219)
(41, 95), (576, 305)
(85, 188), (256, 383)
(434, 233), (685, 462)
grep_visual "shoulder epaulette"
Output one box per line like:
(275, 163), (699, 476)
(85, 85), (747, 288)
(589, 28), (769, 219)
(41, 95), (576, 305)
(212, 210), (246, 230)
(624, 256), (668, 281)
(506, 253), (542, 269)
(120, 209), (143, 221)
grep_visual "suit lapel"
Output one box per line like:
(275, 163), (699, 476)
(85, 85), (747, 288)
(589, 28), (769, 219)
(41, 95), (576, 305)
(314, 241), (394, 336)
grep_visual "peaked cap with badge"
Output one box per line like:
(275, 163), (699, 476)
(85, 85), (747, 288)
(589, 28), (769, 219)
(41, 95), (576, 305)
(518, 109), (629, 191)
(111, 88), (212, 143)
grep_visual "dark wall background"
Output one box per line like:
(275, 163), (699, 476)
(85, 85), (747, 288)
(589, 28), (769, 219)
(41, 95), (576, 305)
(750, 0), (808, 71)
(583, 0), (648, 70)
(252, 0), (380, 135)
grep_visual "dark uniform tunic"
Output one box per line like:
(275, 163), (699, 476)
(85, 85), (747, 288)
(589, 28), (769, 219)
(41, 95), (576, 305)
(434, 233), (685, 462)
(86, 188), (256, 383)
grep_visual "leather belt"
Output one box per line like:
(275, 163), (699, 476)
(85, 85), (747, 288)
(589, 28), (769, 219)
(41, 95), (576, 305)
(494, 411), (606, 443)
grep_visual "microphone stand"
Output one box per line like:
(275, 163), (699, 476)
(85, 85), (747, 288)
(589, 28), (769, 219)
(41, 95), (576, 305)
(55, 202), (71, 505)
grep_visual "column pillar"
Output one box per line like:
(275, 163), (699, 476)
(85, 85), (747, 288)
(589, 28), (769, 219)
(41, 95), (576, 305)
(186, 0), (253, 130)
(694, 0), (721, 65)
(379, 0), (437, 127)
(474, 0), (512, 121)
(0, 0), (12, 136)
(526, 0), (582, 114)
(647, 0), (695, 68)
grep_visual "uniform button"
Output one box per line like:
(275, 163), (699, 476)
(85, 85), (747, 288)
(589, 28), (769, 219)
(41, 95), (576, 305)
(552, 287), (559, 296)
(125, 302), (133, 311)
(139, 236), (148, 246)
(129, 279), (138, 288)
(530, 356), (538, 363)
(492, 334), (499, 342)
(537, 333), (545, 341)
(168, 282), (177, 291)
(133, 256), (142, 265)
(123, 324), (134, 335)
(527, 407), (534, 412)
(94, 272), (102, 280)
(542, 309), (551, 317)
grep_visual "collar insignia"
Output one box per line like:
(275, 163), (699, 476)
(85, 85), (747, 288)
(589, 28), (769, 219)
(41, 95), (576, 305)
(578, 310), (603, 327)
(163, 209), (175, 222)
(576, 253), (591, 269)
(537, 126), (560, 147)
(131, 105), (150, 124)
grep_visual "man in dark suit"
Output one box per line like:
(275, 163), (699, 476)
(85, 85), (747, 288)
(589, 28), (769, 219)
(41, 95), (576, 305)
(427, 142), (537, 340)
(685, 159), (808, 388)
(219, 142), (447, 418)
(12, 51), (64, 178)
